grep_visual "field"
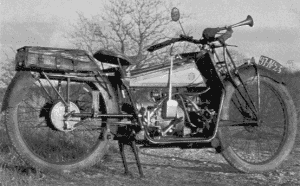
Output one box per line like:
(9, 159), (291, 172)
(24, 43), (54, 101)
(0, 71), (300, 186)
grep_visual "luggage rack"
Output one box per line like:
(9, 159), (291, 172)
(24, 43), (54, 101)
(15, 46), (101, 73)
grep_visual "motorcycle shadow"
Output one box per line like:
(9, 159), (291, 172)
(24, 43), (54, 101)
(139, 149), (238, 174)
(104, 147), (238, 175)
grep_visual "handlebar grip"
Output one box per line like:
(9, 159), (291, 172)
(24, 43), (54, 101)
(147, 38), (180, 52)
(179, 34), (193, 40)
(217, 27), (233, 44)
(202, 27), (223, 41)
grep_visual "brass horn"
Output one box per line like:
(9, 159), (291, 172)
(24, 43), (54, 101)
(220, 15), (254, 30)
(230, 15), (254, 28)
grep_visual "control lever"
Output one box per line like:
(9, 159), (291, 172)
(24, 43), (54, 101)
(161, 117), (183, 136)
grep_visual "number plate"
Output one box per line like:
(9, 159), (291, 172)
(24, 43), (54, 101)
(258, 55), (284, 74)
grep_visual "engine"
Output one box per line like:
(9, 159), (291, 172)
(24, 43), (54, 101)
(129, 88), (216, 138)
(133, 88), (184, 137)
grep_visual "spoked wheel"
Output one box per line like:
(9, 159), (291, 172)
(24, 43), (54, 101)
(4, 72), (118, 173)
(218, 71), (297, 172)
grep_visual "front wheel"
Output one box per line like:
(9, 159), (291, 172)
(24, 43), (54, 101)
(218, 72), (297, 173)
(3, 72), (118, 173)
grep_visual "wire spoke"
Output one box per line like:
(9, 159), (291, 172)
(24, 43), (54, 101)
(15, 79), (104, 164)
(226, 78), (287, 164)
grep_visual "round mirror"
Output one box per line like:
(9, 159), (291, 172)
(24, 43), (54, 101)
(171, 7), (180, 22)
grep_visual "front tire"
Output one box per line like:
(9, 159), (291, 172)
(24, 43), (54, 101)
(4, 72), (118, 173)
(218, 72), (297, 173)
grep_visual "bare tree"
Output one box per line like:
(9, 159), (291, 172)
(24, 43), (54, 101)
(69, 0), (190, 69)
(0, 51), (15, 88)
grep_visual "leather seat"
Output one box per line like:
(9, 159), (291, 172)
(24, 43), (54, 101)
(93, 50), (134, 66)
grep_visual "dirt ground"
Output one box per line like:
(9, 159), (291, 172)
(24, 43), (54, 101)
(1, 133), (299, 186)
(31, 136), (298, 186)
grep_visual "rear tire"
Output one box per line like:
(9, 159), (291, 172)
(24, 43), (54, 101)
(218, 72), (297, 173)
(4, 71), (118, 173)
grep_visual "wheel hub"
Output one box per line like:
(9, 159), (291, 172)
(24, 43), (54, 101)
(50, 101), (80, 132)
(244, 119), (261, 133)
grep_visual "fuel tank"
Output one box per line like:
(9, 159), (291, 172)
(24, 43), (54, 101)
(125, 58), (205, 87)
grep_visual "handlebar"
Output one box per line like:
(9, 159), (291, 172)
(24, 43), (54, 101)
(147, 38), (181, 52)
(147, 27), (233, 52)
(147, 35), (203, 52)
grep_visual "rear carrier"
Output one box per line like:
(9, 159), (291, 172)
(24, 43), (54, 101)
(15, 46), (100, 72)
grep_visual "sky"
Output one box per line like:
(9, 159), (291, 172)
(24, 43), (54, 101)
(0, 0), (300, 68)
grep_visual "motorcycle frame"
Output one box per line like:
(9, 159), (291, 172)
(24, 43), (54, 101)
(26, 42), (261, 147)
(109, 42), (261, 145)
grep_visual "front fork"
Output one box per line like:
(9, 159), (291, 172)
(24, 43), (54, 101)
(216, 46), (260, 121)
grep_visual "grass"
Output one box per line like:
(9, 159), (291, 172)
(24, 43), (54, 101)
(0, 110), (121, 186)
(0, 112), (44, 186)
(0, 165), (41, 186)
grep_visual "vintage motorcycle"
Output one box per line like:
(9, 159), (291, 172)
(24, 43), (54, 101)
(2, 8), (297, 177)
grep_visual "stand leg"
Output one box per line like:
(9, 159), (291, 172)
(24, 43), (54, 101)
(117, 125), (144, 178)
(129, 140), (144, 177)
(118, 141), (131, 176)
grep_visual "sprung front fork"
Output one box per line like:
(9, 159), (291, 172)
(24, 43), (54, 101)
(213, 45), (260, 121)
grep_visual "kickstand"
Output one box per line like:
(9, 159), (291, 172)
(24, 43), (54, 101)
(118, 133), (144, 178)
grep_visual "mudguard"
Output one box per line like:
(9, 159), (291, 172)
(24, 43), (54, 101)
(236, 63), (285, 85)
(1, 71), (35, 112)
(1, 71), (119, 116)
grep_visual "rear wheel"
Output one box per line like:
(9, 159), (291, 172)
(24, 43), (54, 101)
(4, 72), (118, 173)
(218, 73), (297, 172)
